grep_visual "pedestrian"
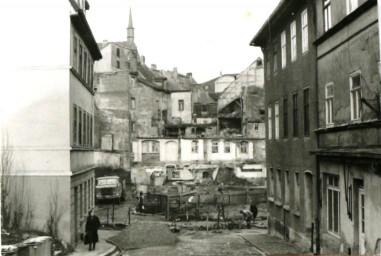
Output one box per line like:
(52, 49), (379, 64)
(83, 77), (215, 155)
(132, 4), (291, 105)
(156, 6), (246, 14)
(250, 202), (258, 221)
(138, 191), (144, 212)
(239, 209), (253, 228)
(85, 209), (101, 251)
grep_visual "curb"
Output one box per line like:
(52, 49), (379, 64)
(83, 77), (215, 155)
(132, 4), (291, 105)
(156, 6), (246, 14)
(240, 235), (268, 256)
(104, 240), (123, 256)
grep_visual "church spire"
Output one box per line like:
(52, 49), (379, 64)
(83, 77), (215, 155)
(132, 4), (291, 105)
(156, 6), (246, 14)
(127, 7), (134, 43)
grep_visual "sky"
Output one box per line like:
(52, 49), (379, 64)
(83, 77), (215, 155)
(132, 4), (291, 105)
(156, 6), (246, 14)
(87, 0), (280, 83)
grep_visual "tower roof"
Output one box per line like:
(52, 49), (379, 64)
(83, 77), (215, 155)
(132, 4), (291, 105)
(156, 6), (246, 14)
(128, 7), (133, 28)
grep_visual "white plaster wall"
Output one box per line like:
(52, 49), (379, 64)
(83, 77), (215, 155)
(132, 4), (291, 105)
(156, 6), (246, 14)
(214, 76), (236, 93)
(180, 139), (204, 161)
(196, 118), (214, 124)
(170, 92), (192, 123)
(94, 44), (113, 73)
(207, 140), (237, 161)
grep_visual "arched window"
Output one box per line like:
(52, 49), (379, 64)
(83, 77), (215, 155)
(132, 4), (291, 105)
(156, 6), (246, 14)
(191, 140), (198, 153)
(142, 140), (160, 153)
(240, 141), (248, 153)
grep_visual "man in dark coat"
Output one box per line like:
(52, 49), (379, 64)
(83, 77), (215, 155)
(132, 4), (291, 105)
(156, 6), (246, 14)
(85, 209), (101, 251)
(250, 203), (258, 221)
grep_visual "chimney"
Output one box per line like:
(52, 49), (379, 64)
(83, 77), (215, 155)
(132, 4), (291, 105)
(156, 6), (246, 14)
(102, 39), (108, 48)
(141, 56), (145, 65)
(186, 73), (192, 79)
(151, 64), (157, 70)
(173, 67), (178, 77)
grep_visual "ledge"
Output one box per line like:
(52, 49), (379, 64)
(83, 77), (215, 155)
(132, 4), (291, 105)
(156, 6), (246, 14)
(267, 196), (274, 202)
(315, 119), (381, 134)
(292, 210), (300, 216)
(275, 200), (283, 207)
(283, 205), (290, 211)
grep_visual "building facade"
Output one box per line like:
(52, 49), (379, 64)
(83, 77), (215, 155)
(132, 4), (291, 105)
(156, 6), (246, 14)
(314, 0), (381, 254)
(250, 0), (318, 251)
(2, 0), (101, 245)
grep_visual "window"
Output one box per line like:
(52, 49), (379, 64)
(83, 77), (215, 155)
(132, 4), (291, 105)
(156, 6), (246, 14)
(78, 108), (82, 145)
(303, 88), (310, 136)
(212, 141), (219, 153)
(89, 59), (93, 89)
(276, 169), (282, 201)
(266, 49), (271, 80)
(87, 114), (90, 147)
(87, 56), (91, 84)
(191, 140), (198, 153)
(284, 171), (290, 206)
(131, 121), (135, 132)
(324, 0), (332, 32)
(293, 93), (298, 137)
(268, 104), (272, 140)
(73, 36), (78, 69)
(90, 116), (93, 147)
(281, 31), (287, 68)
(240, 141), (248, 153)
(273, 42), (278, 74)
(84, 52), (87, 83)
(294, 172), (300, 211)
(126, 62), (131, 70)
(142, 141), (160, 153)
(283, 98), (288, 138)
(131, 98), (136, 110)
(326, 83), (334, 125)
(347, 0), (358, 14)
(116, 60), (120, 69)
(83, 111), (87, 146)
(79, 43), (83, 76)
(350, 71), (362, 120)
(290, 21), (297, 61)
(178, 100), (184, 111)
(269, 168), (274, 197)
(116, 48), (120, 57)
(327, 174), (340, 234)
(224, 141), (230, 153)
(84, 182), (87, 215)
(275, 102), (279, 139)
(254, 123), (259, 131)
(201, 105), (208, 115)
(301, 9), (308, 53)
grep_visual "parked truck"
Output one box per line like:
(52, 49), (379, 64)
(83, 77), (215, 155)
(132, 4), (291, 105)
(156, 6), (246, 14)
(95, 176), (126, 204)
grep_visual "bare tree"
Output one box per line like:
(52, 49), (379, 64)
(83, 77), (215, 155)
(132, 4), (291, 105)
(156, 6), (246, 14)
(1, 131), (34, 231)
(46, 179), (66, 238)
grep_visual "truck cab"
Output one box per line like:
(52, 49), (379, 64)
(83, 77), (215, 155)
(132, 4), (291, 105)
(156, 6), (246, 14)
(95, 176), (125, 204)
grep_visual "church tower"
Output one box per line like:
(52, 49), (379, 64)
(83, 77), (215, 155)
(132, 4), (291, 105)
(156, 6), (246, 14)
(127, 7), (134, 43)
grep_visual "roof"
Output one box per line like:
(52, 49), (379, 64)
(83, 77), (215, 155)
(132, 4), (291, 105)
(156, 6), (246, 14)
(70, 10), (102, 60)
(250, 0), (303, 47)
(192, 84), (217, 104)
(97, 176), (120, 180)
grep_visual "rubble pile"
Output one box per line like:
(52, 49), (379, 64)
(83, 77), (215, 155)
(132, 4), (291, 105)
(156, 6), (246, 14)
(107, 222), (179, 250)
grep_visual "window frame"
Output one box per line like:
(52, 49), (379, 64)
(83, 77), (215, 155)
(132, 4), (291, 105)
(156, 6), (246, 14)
(224, 141), (231, 153)
(283, 97), (288, 138)
(73, 104), (78, 145)
(294, 172), (300, 211)
(266, 48), (271, 80)
(240, 141), (248, 154)
(350, 71), (362, 121)
(254, 123), (259, 131)
(327, 174), (340, 235)
(268, 104), (272, 140)
(276, 169), (282, 202)
(303, 88), (310, 137)
(178, 99), (185, 111)
(284, 170), (290, 206)
(212, 140), (219, 153)
(191, 140), (199, 153)
(273, 42), (278, 75)
(275, 101), (280, 139)
(281, 31), (287, 69)
(323, 0), (332, 32)
(325, 83), (334, 125)
(131, 97), (136, 110)
(292, 93), (298, 137)
(301, 9), (309, 53)
(290, 21), (297, 62)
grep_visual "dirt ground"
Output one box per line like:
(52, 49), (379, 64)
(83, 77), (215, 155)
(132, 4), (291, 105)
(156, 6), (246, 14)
(96, 198), (269, 256)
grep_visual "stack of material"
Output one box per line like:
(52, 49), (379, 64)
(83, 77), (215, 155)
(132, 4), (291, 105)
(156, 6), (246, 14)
(107, 222), (179, 251)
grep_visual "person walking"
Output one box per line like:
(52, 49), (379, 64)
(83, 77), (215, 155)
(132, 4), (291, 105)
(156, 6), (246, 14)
(250, 202), (258, 222)
(138, 191), (144, 212)
(239, 209), (253, 228)
(85, 209), (101, 251)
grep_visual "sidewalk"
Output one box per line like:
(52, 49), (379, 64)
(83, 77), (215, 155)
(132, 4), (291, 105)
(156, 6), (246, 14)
(69, 230), (121, 256)
(241, 233), (310, 255)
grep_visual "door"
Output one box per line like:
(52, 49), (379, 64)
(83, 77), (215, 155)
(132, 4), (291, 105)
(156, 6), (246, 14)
(359, 189), (365, 255)
(165, 141), (178, 161)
